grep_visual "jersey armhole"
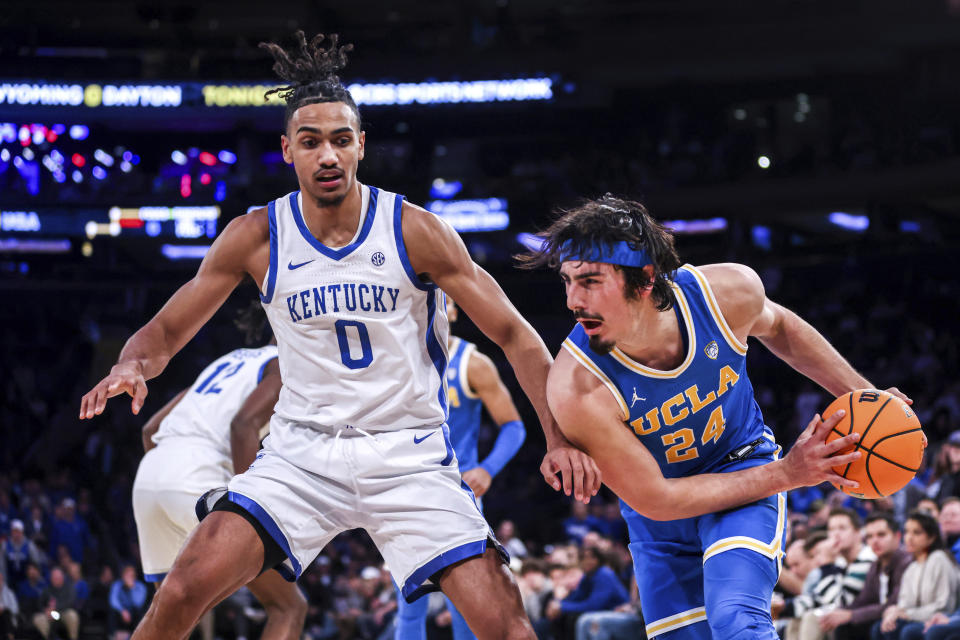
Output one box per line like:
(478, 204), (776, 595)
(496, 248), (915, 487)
(258, 200), (279, 304)
(561, 339), (629, 421)
(681, 265), (748, 355)
(459, 343), (480, 399)
(257, 356), (278, 383)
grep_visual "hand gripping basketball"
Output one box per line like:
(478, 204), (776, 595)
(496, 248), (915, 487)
(823, 389), (924, 499)
(783, 409), (862, 490)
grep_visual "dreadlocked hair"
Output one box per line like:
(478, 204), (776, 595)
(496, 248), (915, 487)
(234, 299), (271, 346)
(259, 31), (361, 133)
(516, 194), (681, 311)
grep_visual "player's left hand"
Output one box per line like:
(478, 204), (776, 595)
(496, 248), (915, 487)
(540, 446), (601, 503)
(462, 468), (492, 497)
(884, 387), (927, 448)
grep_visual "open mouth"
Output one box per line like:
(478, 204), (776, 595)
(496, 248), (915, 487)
(315, 172), (343, 188)
(579, 319), (602, 332)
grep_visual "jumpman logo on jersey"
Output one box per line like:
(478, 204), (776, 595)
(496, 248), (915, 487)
(630, 388), (646, 408)
(288, 259), (314, 270)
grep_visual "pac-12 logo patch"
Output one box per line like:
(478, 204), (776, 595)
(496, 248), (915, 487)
(371, 251), (386, 266)
(704, 341), (719, 360)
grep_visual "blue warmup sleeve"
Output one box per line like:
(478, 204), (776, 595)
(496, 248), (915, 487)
(479, 420), (525, 478)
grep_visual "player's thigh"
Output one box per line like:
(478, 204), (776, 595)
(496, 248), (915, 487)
(158, 510), (264, 610)
(437, 549), (532, 640)
(700, 493), (785, 639)
(630, 543), (712, 639)
(359, 427), (493, 601)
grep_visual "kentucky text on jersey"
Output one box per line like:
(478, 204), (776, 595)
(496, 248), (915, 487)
(285, 282), (400, 322)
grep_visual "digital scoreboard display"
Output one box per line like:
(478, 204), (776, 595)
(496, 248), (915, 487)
(0, 205), (219, 239)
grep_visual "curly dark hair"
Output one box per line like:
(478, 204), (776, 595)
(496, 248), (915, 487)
(517, 194), (681, 311)
(234, 299), (271, 346)
(259, 31), (361, 133)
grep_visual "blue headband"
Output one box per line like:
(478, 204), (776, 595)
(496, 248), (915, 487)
(559, 240), (651, 268)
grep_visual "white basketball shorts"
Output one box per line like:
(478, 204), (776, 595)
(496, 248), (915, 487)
(223, 423), (501, 602)
(132, 437), (233, 581)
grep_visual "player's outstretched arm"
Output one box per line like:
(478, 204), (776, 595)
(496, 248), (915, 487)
(548, 349), (862, 520)
(462, 349), (526, 497)
(701, 263), (912, 404)
(402, 202), (600, 502)
(141, 388), (188, 452)
(229, 357), (282, 474)
(80, 211), (269, 419)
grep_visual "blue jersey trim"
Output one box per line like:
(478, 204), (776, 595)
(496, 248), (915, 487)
(144, 571), (167, 583)
(257, 356), (278, 383)
(289, 187), (379, 261)
(425, 292), (448, 417)
(441, 423), (454, 466)
(258, 200), (279, 304)
(393, 194), (434, 291)
(226, 491), (301, 581)
(401, 539), (487, 603)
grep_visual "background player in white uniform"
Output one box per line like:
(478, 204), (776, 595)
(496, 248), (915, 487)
(79, 32), (599, 640)
(394, 297), (527, 640)
(132, 306), (306, 640)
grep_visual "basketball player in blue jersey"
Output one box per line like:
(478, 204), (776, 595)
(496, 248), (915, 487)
(79, 32), (599, 640)
(520, 195), (913, 639)
(394, 297), (527, 640)
(134, 307), (306, 640)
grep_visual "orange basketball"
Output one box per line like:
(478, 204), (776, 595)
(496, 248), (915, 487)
(823, 389), (924, 499)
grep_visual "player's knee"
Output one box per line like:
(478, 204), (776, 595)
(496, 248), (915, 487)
(706, 600), (774, 639)
(155, 573), (195, 612)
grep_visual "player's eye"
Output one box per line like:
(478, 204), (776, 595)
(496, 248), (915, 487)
(301, 138), (317, 147)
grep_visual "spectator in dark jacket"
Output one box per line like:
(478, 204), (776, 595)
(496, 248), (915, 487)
(32, 566), (79, 640)
(15, 563), (46, 618)
(819, 513), (912, 639)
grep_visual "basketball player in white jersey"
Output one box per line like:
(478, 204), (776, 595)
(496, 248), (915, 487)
(79, 32), (599, 640)
(133, 305), (306, 640)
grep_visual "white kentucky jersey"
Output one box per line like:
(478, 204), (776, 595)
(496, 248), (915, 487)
(258, 184), (449, 432)
(152, 345), (279, 458)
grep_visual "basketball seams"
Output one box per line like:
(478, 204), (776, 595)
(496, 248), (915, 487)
(868, 428), (924, 472)
(840, 392), (856, 478)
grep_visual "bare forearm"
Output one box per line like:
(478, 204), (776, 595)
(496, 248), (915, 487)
(499, 324), (566, 448)
(230, 424), (261, 474)
(117, 322), (175, 381)
(627, 459), (793, 521)
(760, 307), (871, 396)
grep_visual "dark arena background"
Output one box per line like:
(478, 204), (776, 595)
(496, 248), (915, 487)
(2, 2), (960, 639)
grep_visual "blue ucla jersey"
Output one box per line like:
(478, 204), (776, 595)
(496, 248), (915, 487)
(446, 336), (484, 471)
(562, 264), (778, 481)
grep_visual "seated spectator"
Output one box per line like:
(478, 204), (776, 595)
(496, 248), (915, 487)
(933, 431), (960, 503)
(917, 498), (941, 520)
(938, 497), (960, 562)
(517, 559), (552, 625)
(922, 607), (960, 640)
(563, 502), (604, 546)
(0, 571), (18, 640)
(32, 566), (79, 640)
(874, 511), (960, 639)
(497, 519), (529, 559)
(778, 537), (817, 597)
(85, 565), (114, 627)
(572, 576), (645, 640)
(66, 562), (88, 608)
(48, 499), (90, 564)
(3, 519), (44, 589)
(781, 509), (877, 640)
(818, 512), (912, 639)
(16, 562), (46, 619)
(0, 492), (17, 536)
(546, 547), (629, 640)
(108, 564), (148, 640)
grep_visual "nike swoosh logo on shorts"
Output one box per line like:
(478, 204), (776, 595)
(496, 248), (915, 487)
(413, 432), (436, 445)
(288, 259), (314, 270)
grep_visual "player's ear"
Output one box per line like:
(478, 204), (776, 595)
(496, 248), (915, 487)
(281, 135), (293, 165)
(639, 264), (656, 297)
(358, 130), (365, 162)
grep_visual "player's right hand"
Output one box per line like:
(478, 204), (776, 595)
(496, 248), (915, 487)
(540, 445), (601, 504)
(782, 409), (861, 489)
(79, 362), (148, 419)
